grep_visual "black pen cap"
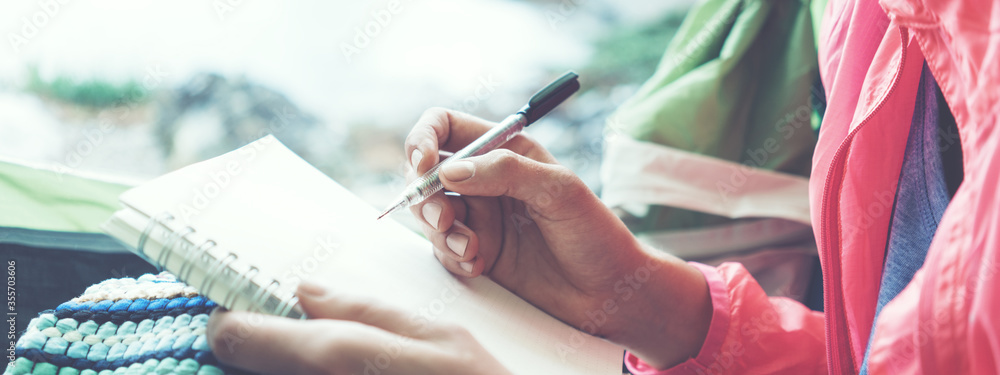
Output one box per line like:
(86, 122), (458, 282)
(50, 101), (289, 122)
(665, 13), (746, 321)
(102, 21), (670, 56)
(519, 71), (580, 126)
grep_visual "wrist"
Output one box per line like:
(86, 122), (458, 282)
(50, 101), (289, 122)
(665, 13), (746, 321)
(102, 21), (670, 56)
(602, 246), (713, 370)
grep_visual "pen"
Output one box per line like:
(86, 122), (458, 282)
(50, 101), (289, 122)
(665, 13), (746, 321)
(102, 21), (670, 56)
(377, 71), (581, 220)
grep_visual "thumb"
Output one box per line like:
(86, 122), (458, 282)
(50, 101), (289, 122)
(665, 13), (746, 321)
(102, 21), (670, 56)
(295, 281), (429, 337)
(439, 149), (597, 219)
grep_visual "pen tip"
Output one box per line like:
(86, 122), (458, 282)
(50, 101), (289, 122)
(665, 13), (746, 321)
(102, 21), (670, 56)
(376, 201), (405, 221)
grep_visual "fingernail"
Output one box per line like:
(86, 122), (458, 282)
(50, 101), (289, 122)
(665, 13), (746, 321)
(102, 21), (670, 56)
(441, 161), (474, 182)
(410, 149), (423, 170)
(208, 307), (224, 324)
(422, 202), (442, 230)
(446, 233), (468, 257)
(208, 307), (225, 329)
(297, 281), (328, 297)
(459, 261), (474, 273)
(206, 309), (222, 347)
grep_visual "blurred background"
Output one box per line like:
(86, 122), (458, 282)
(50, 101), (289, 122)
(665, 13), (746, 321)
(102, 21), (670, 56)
(0, 0), (695, 220)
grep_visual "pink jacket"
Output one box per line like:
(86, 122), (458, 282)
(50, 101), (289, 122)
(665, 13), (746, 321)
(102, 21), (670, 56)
(626, 0), (1000, 373)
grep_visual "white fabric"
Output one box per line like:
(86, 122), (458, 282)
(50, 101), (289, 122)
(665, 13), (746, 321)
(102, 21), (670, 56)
(601, 136), (812, 225)
(637, 217), (816, 259)
(700, 246), (817, 301)
(634, 218), (818, 302)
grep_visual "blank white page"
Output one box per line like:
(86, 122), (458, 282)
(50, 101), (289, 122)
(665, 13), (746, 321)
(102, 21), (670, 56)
(115, 136), (623, 375)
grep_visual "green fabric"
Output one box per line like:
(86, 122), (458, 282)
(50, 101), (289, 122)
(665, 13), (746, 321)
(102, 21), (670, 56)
(0, 160), (130, 233)
(811, 0), (829, 51)
(608, 0), (822, 232)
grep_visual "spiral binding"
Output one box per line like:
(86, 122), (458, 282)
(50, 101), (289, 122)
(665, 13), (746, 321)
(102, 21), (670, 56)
(134, 211), (307, 319)
(136, 213), (173, 271)
(224, 266), (258, 309)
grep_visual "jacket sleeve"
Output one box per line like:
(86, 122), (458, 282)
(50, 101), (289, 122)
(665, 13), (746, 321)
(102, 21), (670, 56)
(626, 262), (827, 374)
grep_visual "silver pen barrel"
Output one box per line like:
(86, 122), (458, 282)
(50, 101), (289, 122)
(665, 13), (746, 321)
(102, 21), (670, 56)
(378, 71), (579, 220)
(398, 112), (528, 208)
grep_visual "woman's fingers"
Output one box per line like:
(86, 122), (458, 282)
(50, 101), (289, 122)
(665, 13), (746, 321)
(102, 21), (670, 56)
(434, 246), (481, 277)
(447, 194), (469, 223)
(295, 282), (442, 337)
(207, 282), (501, 375)
(439, 149), (596, 222)
(424, 194), (502, 278)
(426, 219), (479, 262)
(458, 195), (511, 276)
(403, 108), (571, 280)
(208, 289), (509, 375)
(403, 108), (551, 176)
(208, 309), (402, 375)
(410, 190), (457, 233)
(403, 108), (561, 242)
(208, 282), (458, 374)
(405, 108), (490, 174)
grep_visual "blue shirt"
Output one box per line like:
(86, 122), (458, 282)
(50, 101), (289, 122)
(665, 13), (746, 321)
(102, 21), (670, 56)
(859, 64), (955, 374)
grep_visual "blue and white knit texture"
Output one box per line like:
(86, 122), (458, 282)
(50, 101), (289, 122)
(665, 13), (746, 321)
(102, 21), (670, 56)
(5, 273), (253, 375)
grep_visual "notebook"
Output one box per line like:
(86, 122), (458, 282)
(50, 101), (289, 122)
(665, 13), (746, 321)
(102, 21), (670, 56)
(101, 135), (624, 374)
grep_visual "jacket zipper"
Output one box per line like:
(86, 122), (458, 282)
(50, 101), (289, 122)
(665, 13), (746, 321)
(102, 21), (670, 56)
(820, 26), (910, 375)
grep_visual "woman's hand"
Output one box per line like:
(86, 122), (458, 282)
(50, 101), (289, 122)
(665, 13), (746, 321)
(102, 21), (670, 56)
(207, 282), (511, 375)
(405, 108), (713, 369)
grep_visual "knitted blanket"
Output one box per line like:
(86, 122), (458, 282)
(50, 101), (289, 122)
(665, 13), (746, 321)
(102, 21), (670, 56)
(5, 273), (252, 375)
